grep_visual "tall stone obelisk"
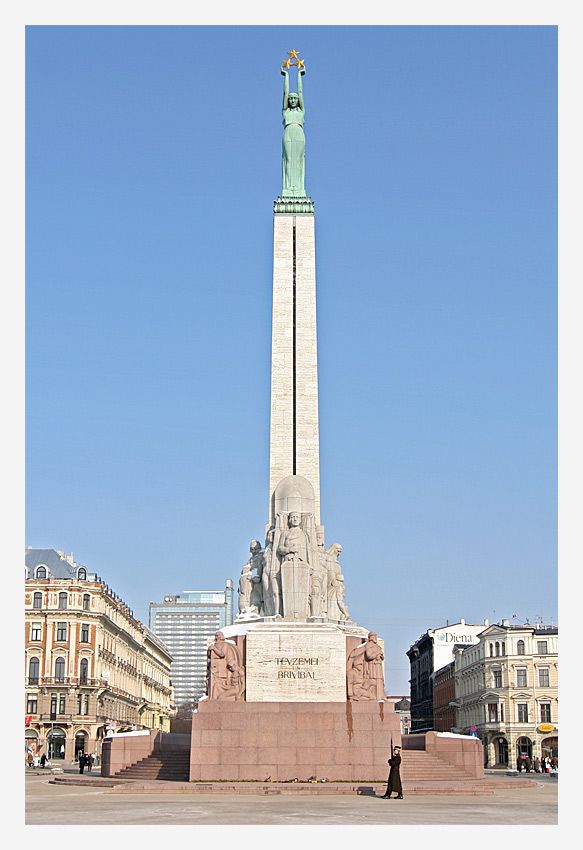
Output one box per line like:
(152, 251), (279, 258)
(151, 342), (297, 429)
(269, 61), (320, 528)
(189, 57), (402, 783)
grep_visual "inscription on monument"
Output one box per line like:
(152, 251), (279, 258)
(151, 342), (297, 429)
(245, 627), (348, 702)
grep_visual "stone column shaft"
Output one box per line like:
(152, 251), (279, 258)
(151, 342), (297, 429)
(269, 213), (321, 525)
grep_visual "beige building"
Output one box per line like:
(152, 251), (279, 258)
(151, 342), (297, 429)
(25, 548), (174, 762)
(452, 621), (558, 767)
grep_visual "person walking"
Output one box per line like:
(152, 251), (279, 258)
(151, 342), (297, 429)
(534, 756), (540, 773)
(381, 744), (403, 799)
(78, 753), (85, 775)
(86, 753), (93, 772)
(517, 755), (522, 772)
(40, 753), (47, 768)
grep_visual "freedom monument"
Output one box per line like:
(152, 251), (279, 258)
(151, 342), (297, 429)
(189, 54), (402, 782)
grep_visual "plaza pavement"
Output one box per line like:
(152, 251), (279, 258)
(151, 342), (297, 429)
(25, 766), (558, 826)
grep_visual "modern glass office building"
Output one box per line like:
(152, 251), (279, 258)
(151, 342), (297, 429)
(149, 580), (233, 707)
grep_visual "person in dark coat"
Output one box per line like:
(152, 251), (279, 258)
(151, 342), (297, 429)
(79, 753), (85, 774)
(40, 753), (46, 768)
(381, 745), (403, 799)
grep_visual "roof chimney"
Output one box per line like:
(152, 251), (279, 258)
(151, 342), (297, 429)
(502, 618), (510, 626)
(484, 618), (489, 626)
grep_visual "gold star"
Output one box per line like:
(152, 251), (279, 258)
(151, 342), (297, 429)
(282, 58), (292, 69)
(287, 49), (300, 60)
(297, 59), (305, 68)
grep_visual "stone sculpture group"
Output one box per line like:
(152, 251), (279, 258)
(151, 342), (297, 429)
(236, 519), (350, 624)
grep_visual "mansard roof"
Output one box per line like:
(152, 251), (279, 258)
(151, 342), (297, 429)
(25, 548), (98, 581)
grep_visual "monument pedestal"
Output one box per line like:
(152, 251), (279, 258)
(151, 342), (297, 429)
(190, 699), (401, 782)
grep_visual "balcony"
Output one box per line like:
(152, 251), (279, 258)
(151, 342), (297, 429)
(39, 714), (73, 722)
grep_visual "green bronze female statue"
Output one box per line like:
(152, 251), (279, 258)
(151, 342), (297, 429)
(281, 64), (306, 198)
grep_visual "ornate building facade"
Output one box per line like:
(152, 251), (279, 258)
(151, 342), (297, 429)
(407, 619), (489, 731)
(25, 548), (174, 761)
(452, 621), (558, 767)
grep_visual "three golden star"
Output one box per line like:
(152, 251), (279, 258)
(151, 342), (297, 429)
(282, 50), (304, 69)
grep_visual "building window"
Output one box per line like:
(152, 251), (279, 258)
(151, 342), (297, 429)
(493, 669), (502, 688)
(58, 592), (68, 610)
(55, 657), (66, 682)
(83, 594), (90, 611)
(77, 694), (83, 715)
(516, 668), (527, 687)
(540, 703), (551, 723)
(59, 694), (66, 714)
(56, 623), (67, 642)
(537, 641), (548, 655)
(495, 642), (500, 656)
(539, 668), (550, 688)
(79, 658), (88, 684)
(517, 640), (525, 655)
(33, 592), (43, 609)
(27, 694), (38, 714)
(78, 568), (87, 580)
(31, 623), (42, 641)
(501, 642), (505, 655)
(36, 566), (47, 579)
(488, 703), (499, 722)
(50, 694), (57, 718)
(83, 695), (89, 715)
(517, 703), (529, 723)
(81, 624), (89, 643)
(489, 643), (494, 657)
(28, 657), (40, 684)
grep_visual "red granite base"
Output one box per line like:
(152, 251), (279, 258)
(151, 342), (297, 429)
(190, 700), (401, 782)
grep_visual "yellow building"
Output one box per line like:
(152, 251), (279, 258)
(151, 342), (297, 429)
(25, 548), (174, 762)
(453, 620), (558, 768)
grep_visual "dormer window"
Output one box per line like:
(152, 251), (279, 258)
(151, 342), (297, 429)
(77, 567), (87, 580)
(36, 566), (47, 579)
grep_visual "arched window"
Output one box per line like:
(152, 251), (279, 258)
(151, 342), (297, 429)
(33, 592), (43, 609)
(77, 567), (87, 580)
(517, 640), (525, 655)
(36, 566), (47, 579)
(495, 642), (500, 656)
(55, 657), (66, 682)
(79, 658), (88, 684)
(28, 657), (40, 684)
(58, 592), (68, 610)
(83, 594), (90, 611)
(489, 643), (494, 657)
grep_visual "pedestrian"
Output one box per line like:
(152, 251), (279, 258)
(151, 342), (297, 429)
(87, 753), (93, 772)
(79, 752), (85, 775)
(27, 750), (33, 768)
(33, 753), (40, 768)
(525, 755), (532, 773)
(534, 756), (540, 773)
(517, 755), (522, 772)
(381, 744), (403, 799)
(551, 756), (558, 769)
(40, 753), (47, 768)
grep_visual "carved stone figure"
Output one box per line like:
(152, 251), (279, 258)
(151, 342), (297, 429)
(281, 65), (306, 198)
(248, 540), (264, 615)
(308, 565), (327, 617)
(328, 571), (350, 621)
(207, 631), (244, 700)
(273, 511), (316, 619)
(262, 527), (281, 616)
(237, 564), (253, 613)
(236, 540), (265, 619)
(346, 632), (386, 701)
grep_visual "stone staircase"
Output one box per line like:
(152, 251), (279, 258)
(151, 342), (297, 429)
(400, 750), (478, 784)
(113, 749), (190, 782)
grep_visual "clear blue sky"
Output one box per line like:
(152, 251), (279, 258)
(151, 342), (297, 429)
(25, 25), (557, 695)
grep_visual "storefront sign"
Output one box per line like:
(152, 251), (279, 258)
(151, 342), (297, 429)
(538, 724), (555, 733)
